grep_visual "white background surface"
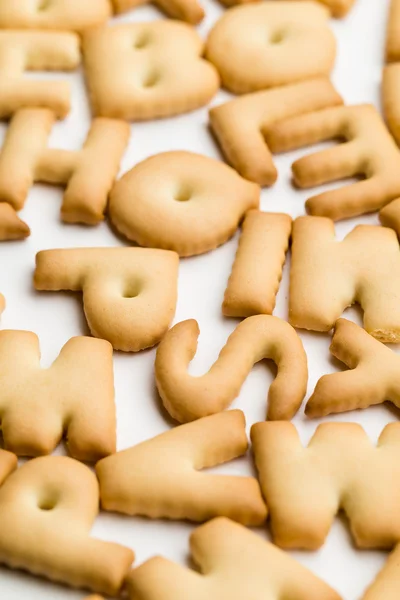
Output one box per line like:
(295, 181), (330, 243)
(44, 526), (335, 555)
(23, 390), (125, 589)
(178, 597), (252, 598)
(0, 0), (396, 598)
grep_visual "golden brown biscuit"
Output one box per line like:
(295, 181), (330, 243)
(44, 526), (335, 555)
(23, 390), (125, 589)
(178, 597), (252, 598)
(0, 0), (111, 32)
(0, 449), (17, 486)
(267, 104), (400, 220)
(386, 0), (400, 62)
(34, 247), (179, 352)
(380, 197), (400, 234)
(307, 319), (400, 417)
(96, 411), (267, 525)
(126, 517), (342, 600)
(0, 454), (134, 594)
(83, 22), (219, 121)
(0, 109), (129, 225)
(155, 315), (308, 423)
(0, 203), (30, 241)
(205, 2), (336, 94)
(210, 78), (342, 186)
(383, 64), (400, 145)
(0, 330), (115, 461)
(0, 31), (80, 119)
(289, 216), (400, 342)
(362, 546), (400, 599)
(109, 151), (260, 256)
(219, 0), (355, 18)
(223, 211), (292, 317)
(112, 0), (204, 24)
(252, 421), (400, 550)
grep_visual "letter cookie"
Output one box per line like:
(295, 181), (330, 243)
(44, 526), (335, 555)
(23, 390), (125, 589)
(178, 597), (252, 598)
(380, 197), (400, 235)
(0, 203), (30, 241)
(252, 421), (400, 549)
(112, 0), (204, 24)
(267, 104), (400, 220)
(0, 0), (111, 32)
(155, 315), (308, 423)
(0, 331), (115, 460)
(205, 2), (336, 94)
(0, 109), (129, 225)
(362, 545), (400, 599)
(127, 517), (341, 600)
(96, 411), (267, 525)
(223, 211), (291, 317)
(83, 22), (219, 120)
(219, 0), (354, 18)
(109, 151), (260, 256)
(210, 78), (342, 186)
(307, 319), (400, 417)
(0, 454), (134, 593)
(0, 31), (80, 119)
(0, 449), (17, 485)
(290, 216), (400, 342)
(383, 0), (400, 144)
(34, 247), (179, 352)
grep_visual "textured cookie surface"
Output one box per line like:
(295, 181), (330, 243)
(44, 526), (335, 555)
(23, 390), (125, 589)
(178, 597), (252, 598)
(155, 314), (308, 423)
(0, 203), (30, 241)
(97, 411), (267, 525)
(34, 247), (179, 352)
(206, 1), (336, 94)
(127, 517), (341, 600)
(109, 151), (260, 256)
(83, 22), (219, 120)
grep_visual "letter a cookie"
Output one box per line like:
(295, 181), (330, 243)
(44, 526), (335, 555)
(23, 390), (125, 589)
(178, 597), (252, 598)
(0, 454), (134, 594)
(83, 22), (219, 120)
(126, 518), (341, 600)
(96, 411), (267, 525)
(0, 331), (115, 461)
(155, 315), (308, 423)
(34, 247), (179, 352)
(290, 216), (400, 342)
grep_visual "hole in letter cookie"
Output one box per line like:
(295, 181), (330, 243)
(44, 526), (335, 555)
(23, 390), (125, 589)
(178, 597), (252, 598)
(0, 109), (129, 225)
(252, 421), (400, 550)
(289, 216), (400, 342)
(155, 315), (308, 423)
(83, 22), (219, 121)
(0, 31), (80, 119)
(108, 151), (260, 257)
(34, 247), (179, 352)
(205, 2), (336, 94)
(266, 104), (400, 219)
(209, 78), (343, 186)
(0, 454), (134, 594)
(0, 331), (116, 461)
(126, 518), (341, 600)
(96, 411), (267, 525)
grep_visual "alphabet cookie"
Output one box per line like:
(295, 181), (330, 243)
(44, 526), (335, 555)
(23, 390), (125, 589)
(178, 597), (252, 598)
(0, 331), (115, 461)
(290, 216), (400, 342)
(109, 151), (260, 256)
(380, 197), (400, 235)
(112, 0), (204, 24)
(155, 315), (308, 423)
(83, 22), (219, 120)
(0, 203), (30, 241)
(0, 454), (134, 594)
(252, 421), (400, 549)
(127, 517), (341, 600)
(219, 0), (355, 18)
(223, 211), (291, 317)
(386, 0), (400, 63)
(0, 31), (80, 119)
(266, 104), (400, 220)
(34, 247), (179, 352)
(0, 449), (17, 486)
(205, 2), (336, 94)
(97, 411), (267, 525)
(362, 546), (400, 599)
(0, 109), (129, 225)
(307, 319), (400, 417)
(0, 0), (111, 32)
(210, 78), (342, 186)
(383, 0), (400, 145)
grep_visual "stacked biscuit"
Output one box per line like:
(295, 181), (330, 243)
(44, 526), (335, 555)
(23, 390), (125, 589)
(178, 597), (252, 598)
(0, 1), (398, 599)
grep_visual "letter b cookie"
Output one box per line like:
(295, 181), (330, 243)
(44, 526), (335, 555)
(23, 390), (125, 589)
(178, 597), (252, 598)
(83, 22), (219, 121)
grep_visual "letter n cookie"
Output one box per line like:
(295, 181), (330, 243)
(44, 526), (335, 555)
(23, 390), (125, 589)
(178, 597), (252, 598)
(83, 22), (219, 121)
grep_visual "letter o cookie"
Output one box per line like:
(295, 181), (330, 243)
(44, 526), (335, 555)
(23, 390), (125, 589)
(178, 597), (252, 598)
(109, 151), (260, 256)
(205, 1), (336, 94)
